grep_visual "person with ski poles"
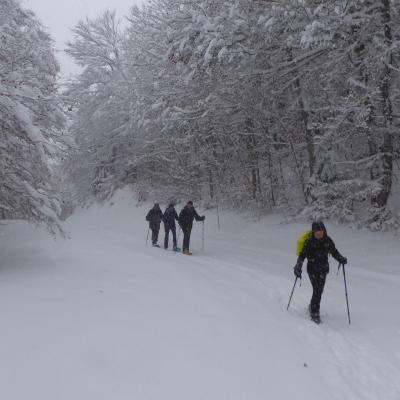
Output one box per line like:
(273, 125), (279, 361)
(178, 201), (205, 255)
(163, 202), (180, 251)
(293, 221), (347, 323)
(145, 203), (163, 247)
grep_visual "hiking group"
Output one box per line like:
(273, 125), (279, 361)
(146, 201), (205, 255)
(146, 202), (348, 324)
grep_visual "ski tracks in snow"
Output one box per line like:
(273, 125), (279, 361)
(1, 193), (400, 400)
(191, 229), (400, 400)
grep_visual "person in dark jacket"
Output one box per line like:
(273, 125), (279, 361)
(294, 221), (347, 323)
(178, 201), (205, 255)
(163, 202), (179, 251)
(146, 203), (163, 247)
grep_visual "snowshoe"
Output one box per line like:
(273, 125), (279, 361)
(310, 314), (321, 324)
(308, 305), (321, 324)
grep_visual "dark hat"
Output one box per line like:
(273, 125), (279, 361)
(312, 221), (327, 233)
(187, 201), (194, 206)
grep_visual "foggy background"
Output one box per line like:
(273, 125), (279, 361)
(23, 0), (144, 78)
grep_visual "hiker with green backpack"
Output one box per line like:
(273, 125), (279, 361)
(294, 221), (347, 323)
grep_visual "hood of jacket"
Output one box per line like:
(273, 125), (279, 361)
(312, 221), (327, 236)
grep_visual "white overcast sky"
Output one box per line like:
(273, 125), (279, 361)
(23, 0), (144, 78)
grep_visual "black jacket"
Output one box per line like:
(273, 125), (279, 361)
(178, 206), (204, 231)
(146, 208), (163, 229)
(297, 235), (344, 274)
(163, 205), (179, 228)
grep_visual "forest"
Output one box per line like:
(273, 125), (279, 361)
(1, 0), (399, 232)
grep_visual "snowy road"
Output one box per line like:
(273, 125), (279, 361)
(1, 191), (399, 400)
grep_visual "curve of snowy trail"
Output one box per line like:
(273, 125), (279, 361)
(1, 189), (399, 400)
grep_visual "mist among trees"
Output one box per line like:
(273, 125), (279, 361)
(1, 0), (400, 232)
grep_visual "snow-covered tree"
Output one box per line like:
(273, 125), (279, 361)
(0, 0), (65, 233)
(64, 10), (131, 201)
(65, 0), (400, 231)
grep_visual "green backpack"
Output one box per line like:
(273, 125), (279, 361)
(296, 230), (312, 256)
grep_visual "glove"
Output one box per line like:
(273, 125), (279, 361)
(294, 263), (302, 278)
(339, 256), (347, 265)
(202, 215), (206, 221)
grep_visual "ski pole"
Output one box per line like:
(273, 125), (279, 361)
(287, 276), (299, 311)
(146, 227), (150, 246)
(202, 221), (205, 251)
(338, 263), (351, 325)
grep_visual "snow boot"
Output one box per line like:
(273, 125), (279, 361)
(311, 314), (321, 324)
(308, 304), (321, 324)
(182, 249), (193, 256)
(152, 244), (160, 248)
(173, 247), (181, 252)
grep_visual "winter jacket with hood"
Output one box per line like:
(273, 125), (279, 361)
(297, 222), (345, 274)
(163, 204), (179, 228)
(146, 204), (163, 229)
(178, 205), (204, 231)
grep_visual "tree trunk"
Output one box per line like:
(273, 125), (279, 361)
(294, 77), (316, 178)
(372, 0), (394, 208)
(208, 168), (214, 200)
(245, 119), (262, 202)
(286, 47), (316, 179)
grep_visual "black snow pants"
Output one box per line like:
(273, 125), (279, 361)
(308, 271), (327, 315)
(150, 223), (160, 245)
(182, 227), (192, 252)
(164, 223), (177, 249)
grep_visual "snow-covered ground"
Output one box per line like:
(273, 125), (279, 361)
(1, 190), (399, 400)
